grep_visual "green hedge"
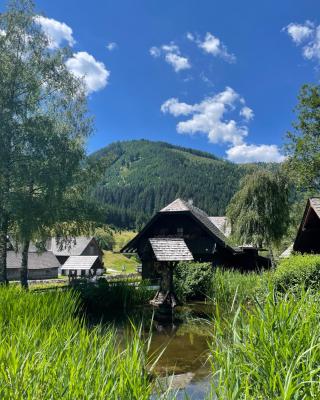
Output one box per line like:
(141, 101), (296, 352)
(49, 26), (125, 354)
(274, 254), (320, 291)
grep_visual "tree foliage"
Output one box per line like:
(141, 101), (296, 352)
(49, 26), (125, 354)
(0, 0), (101, 287)
(227, 170), (290, 248)
(286, 84), (320, 193)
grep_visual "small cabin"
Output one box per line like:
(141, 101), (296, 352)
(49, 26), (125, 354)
(121, 198), (270, 279)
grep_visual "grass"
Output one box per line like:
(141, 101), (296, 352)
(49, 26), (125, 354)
(210, 289), (320, 399)
(103, 230), (140, 274)
(0, 286), (154, 399)
(103, 250), (139, 274)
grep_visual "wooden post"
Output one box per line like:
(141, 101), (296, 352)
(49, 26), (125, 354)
(150, 261), (179, 309)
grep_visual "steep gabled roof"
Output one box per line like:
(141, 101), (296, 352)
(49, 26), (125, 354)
(149, 238), (194, 261)
(310, 198), (320, 219)
(7, 251), (60, 270)
(160, 199), (230, 245)
(294, 197), (320, 251)
(121, 198), (236, 254)
(61, 256), (99, 270)
(49, 237), (97, 257)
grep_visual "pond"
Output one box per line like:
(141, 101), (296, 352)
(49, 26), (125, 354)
(108, 301), (214, 399)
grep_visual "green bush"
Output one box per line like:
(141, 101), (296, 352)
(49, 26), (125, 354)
(274, 254), (320, 292)
(74, 278), (152, 315)
(174, 262), (213, 301)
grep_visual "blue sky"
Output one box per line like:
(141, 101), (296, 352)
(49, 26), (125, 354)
(2, 0), (320, 162)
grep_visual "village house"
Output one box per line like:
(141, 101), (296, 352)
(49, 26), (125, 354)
(49, 236), (104, 277)
(121, 198), (270, 281)
(7, 245), (60, 281)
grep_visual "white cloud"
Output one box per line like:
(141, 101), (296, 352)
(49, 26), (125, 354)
(66, 52), (110, 94)
(165, 52), (190, 72)
(150, 46), (161, 58)
(188, 32), (235, 63)
(149, 42), (191, 72)
(161, 87), (248, 146)
(106, 42), (117, 51)
(226, 144), (285, 163)
(285, 21), (320, 62)
(284, 21), (313, 44)
(240, 106), (254, 121)
(35, 15), (75, 49)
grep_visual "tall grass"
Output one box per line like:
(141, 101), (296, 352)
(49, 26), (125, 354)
(0, 286), (153, 399)
(210, 289), (320, 399)
(209, 268), (270, 310)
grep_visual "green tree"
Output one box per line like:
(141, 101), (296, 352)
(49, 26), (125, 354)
(286, 84), (320, 193)
(94, 227), (115, 251)
(227, 170), (290, 263)
(0, 0), (97, 287)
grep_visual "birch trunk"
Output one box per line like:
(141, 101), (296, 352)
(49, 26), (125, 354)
(20, 240), (30, 290)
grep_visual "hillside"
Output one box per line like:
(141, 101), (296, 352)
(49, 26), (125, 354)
(92, 140), (270, 229)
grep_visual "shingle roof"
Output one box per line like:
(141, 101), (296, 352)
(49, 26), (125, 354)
(7, 251), (60, 270)
(209, 216), (231, 237)
(160, 198), (231, 246)
(149, 238), (194, 261)
(61, 256), (99, 270)
(310, 198), (320, 219)
(49, 237), (94, 256)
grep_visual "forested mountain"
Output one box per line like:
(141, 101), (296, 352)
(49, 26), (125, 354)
(92, 140), (273, 229)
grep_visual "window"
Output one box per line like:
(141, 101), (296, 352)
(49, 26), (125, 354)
(81, 270), (86, 277)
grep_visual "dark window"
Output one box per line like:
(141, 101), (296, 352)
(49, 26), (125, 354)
(81, 270), (86, 277)
(177, 227), (184, 235)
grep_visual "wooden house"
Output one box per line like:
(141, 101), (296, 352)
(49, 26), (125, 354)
(293, 198), (320, 254)
(121, 198), (270, 281)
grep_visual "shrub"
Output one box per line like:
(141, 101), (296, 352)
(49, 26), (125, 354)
(74, 278), (152, 315)
(274, 254), (320, 292)
(174, 262), (213, 301)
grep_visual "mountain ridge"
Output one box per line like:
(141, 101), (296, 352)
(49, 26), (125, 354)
(92, 139), (274, 229)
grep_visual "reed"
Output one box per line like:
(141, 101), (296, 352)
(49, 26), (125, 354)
(209, 289), (320, 399)
(0, 286), (153, 399)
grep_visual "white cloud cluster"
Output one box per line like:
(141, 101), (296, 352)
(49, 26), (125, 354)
(106, 42), (117, 51)
(161, 87), (247, 146)
(35, 16), (110, 94)
(284, 21), (320, 62)
(240, 106), (254, 121)
(35, 15), (75, 49)
(149, 42), (191, 72)
(66, 52), (110, 94)
(187, 32), (235, 63)
(226, 144), (285, 163)
(161, 87), (284, 163)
